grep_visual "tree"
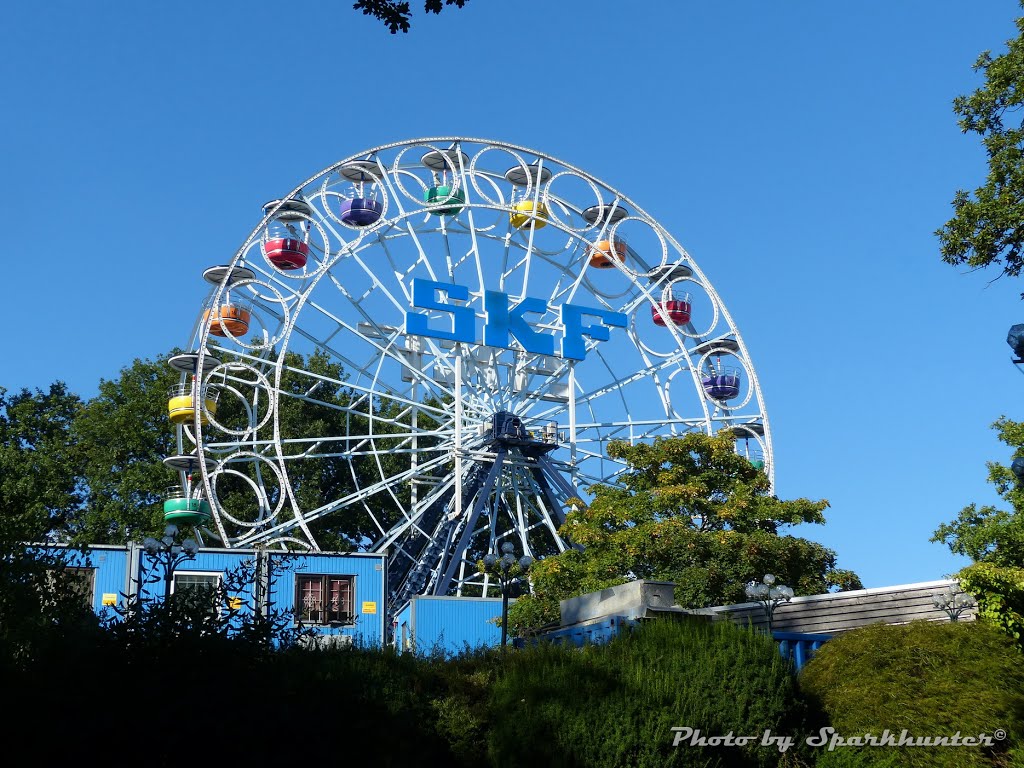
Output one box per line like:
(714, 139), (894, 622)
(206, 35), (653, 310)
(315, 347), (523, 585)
(70, 352), (183, 544)
(936, 3), (1024, 293)
(353, 0), (469, 34)
(0, 386), (108, 673)
(0, 383), (83, 543)
(932, 417), (1024, 646)
(509, 432), (862, 633)
(489, 619), (816, 768)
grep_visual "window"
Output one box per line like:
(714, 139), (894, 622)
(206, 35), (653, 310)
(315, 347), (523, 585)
(172, 572), (221, 615)
(297, 575), (354, 625)
(172, 572), (221, 593)
(44, 567), (95, 609)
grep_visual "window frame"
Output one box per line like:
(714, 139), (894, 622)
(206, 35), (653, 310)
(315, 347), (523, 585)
(295, 574), (356, 626)
(48, 566), (96, 609)
(170, 570), (224, 617)
(170, 570), (222, 595)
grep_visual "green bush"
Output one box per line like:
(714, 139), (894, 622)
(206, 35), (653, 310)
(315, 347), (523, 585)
(799, 621), (1024, 768)
(486, 617), (817, 768)
(1, 594), (832, 767)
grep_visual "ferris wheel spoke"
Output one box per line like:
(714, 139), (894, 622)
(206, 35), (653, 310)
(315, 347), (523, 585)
(460, 204), (500, 296)
(373, 476), (458, 555)
(267, 353), (450, 426)
(257, 293), (456, 406)
(235, 449), (455, 548)
(573, 346), (691, 406)
(570, 417), (709, 442)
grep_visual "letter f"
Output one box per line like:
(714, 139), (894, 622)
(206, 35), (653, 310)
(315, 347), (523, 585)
(560, 304), (627, 360)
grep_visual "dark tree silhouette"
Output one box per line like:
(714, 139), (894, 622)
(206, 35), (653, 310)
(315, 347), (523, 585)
(353, 0), (469, 34)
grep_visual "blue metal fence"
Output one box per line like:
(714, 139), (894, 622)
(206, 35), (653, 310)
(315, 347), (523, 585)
(522, 616), (832, 672)
(773, 631), (832, 672)
(525, 616), (630, 647)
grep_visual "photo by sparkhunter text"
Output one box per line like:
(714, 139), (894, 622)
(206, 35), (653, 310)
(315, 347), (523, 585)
(671, 726), (1005, 753)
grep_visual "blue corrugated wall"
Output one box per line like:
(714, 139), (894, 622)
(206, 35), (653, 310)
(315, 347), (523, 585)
(36, 543), (386, 647)
(398, 596), (509, 656)
(270, 552), (386, 646)
(86, 547), (130, 613)
(135, 550), (261, 626)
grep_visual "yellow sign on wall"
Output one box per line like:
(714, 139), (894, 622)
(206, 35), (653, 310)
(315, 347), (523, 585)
(362, 601), (377, 615)
(102, 594), (117, 606)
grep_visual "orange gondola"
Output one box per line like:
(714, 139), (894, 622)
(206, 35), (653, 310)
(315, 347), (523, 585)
(589, 238), (627, 268)
(203, 297), (251, 337)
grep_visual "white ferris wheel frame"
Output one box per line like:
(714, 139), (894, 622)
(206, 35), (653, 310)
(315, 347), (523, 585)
(170, 136), (773, 606)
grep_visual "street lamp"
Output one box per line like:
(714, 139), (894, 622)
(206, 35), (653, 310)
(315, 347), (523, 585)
(143, 524), (199, 600)
(1007, 323), (1024, 362)
(481, 542), (533, 647)
(932, 586), (975, 622)
(745, 574), (794, 632)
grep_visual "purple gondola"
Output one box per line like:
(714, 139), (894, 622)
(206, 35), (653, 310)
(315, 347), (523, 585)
(702, 369), (740, 400)
(340, 197), (383, 226)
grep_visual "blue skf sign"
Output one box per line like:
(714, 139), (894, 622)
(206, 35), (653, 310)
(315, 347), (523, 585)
(405, 279), (626, 361)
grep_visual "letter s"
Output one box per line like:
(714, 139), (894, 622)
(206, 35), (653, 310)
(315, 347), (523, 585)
(406, 279), (475, 343)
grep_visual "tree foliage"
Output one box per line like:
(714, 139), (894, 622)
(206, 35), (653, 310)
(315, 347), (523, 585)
(0, 384), (83, 543)
(801, 621), (1024, 768)
(0, 545), (102, 676)
(509, 433), (862, 634)
(0, 386), (104, 672)
(70, 352), (183, 543)
(353, 0), (469, 34)
(932, 416), (1024, 646)
(490, 618), (818, 768)
(936, 3), (1024, 293)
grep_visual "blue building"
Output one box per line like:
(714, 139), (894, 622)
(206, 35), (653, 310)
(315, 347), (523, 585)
(394, 595), (509, 655)
(45, 548), (956, 667)
(42, 543), (387, 647)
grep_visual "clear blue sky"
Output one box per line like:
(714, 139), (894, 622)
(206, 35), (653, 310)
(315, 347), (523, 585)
(3, 0), (1023, 590)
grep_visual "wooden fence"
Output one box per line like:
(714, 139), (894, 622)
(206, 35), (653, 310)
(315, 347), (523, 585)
(702, 578), (976, 635)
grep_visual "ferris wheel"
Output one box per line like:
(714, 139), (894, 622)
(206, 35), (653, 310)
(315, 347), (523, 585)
(163, 137), (772, 610)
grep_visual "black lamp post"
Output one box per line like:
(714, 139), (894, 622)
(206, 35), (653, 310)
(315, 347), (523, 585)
(744, 573), (794, 632)
(481, 542), (533, 647)
(142, 524), (199, 600)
